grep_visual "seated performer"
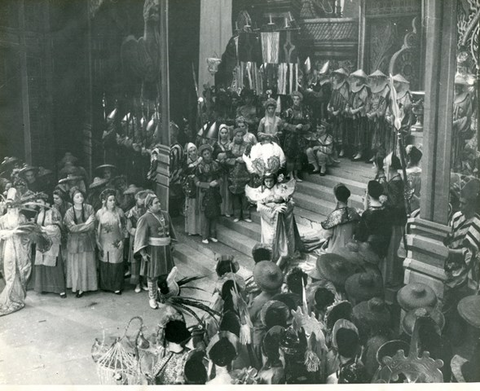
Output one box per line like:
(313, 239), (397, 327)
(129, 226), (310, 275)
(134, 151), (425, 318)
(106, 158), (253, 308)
(306, 119), (334, 176)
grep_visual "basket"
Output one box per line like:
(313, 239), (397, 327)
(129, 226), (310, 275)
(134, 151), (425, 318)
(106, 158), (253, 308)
(92, 316), (145, 385)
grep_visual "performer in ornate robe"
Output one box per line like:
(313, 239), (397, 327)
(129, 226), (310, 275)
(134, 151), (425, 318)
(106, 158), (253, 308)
(283, 91), (311, 181)
(134, 193), (176, 309)
(321, 184), (360, 253)
(366, 70), (390, 161)
(216, 124), (233, 217)
(327, 68), (350, 158)
(257, 98), (283, 144)
(194, 144), (223, 244)
(226, 128), (252, 222)
(246, 175), (303, 262)
(0, 189), (33, 316)
(385, 74), (413, 155)
(347, 69), (370, 161)
(183, 143), (202, 235)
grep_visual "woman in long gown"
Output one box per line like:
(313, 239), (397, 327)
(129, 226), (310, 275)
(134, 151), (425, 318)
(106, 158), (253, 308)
(134, 193), (176, 309)
(64, 187), (98, 297)
(33, 192), (66, 298)
(246, 174), (303, 263)
(96, 189), (125, 294)
(0, 189), (32, 316)
(257, 98), (283, 144)
(216, 124), (233, 217)
(183, 143), (201, 235)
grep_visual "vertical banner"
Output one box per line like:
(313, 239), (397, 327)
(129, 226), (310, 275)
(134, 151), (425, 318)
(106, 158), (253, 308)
(198, 0), (232, 89)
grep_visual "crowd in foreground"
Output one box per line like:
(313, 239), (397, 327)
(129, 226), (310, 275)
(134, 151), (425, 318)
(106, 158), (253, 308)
(1, 137), (479, 384)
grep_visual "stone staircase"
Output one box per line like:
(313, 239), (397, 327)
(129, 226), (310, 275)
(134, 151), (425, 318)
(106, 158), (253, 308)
(172, 159), (371, 282)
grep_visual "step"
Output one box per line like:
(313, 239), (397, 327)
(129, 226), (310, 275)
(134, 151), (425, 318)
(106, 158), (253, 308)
(219, 216), (261, 241)
(217, 225), (260, 259)
(296, 180), (364, 210)
(303, 171), (367, 196)
(293, 191), (337, 217)
(173, 217), (254, 280)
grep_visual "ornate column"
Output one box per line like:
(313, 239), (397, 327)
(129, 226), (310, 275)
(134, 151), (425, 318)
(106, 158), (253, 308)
(403, 0), (457, 299)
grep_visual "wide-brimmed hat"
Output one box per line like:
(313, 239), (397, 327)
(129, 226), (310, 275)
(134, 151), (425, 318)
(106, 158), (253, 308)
(215, 254), (239, 277)
(368, 70), (387, 78)
(402, 307), (445, 336)
(272, 292), (302, 312)
(352, 297), (391, 337)
(345, 271), (384, 303)
(458, 295), (480, 329)
(393, 74), (410, 84)
(253, 261), (283, 293)
(207, 332), (238, 367)
(37, 167), (53, 177)
(18, 165), (39, 178)
(325, 300), (353, 330)
(309, 253), (359, 286)
(58, 174), (83, 184)
(89, 177), (109, 189)
(123, 184), (140, 195)
(333, 68), (349, 77)
(164, 319), (192, 344)
(94, 164), (116, 172)
(350, 69), (368, 79)
(0, 156), (20, 170)
(260, 300), (290, 329)
(396, 283), (437, 311)
(252, 242), (272, 263)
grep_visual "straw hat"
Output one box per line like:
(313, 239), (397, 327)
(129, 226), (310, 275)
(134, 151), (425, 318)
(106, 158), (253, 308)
(369, 70), (387, 78)
(345, 271), (384, 303)
(89, 177), (109, 189)
(393, 74), (410, 84)
(309, 253), (359, 286)
(396, 283), (437, 311)
(94, 164), (116, 172)
(333, 68), (349, 77)
(402, 307), (445, 336)
(253, 261), (283, 293)
(58, 174), (83, 184)
(352, 297), (391, 337)
(376, 339), (410, 366)
(350, 69), (368, 79)
(457, 295), (480, 329)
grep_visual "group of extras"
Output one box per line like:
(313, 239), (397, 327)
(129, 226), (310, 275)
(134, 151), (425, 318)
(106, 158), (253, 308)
(0, 154), (181, 315)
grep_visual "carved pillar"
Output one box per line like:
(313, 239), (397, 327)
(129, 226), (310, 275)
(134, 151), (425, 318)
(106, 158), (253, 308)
(404, 0), (457, 299)
(19, 0), (31, 164)
(357, 0), (366, 69)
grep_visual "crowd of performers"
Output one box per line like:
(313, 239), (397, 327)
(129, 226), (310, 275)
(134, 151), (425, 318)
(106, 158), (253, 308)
(0, 67), (479, 384)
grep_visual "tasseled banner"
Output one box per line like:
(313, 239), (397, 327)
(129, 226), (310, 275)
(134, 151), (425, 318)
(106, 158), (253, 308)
(304, 349), (321, 372)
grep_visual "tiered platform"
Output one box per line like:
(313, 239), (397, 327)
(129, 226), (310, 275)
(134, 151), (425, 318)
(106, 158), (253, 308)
(173, 159), (371, 280)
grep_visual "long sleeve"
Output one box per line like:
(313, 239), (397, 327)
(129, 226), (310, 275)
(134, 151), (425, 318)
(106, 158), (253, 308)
(133, 214), (149, 255)
(64, 206), (95, 233)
